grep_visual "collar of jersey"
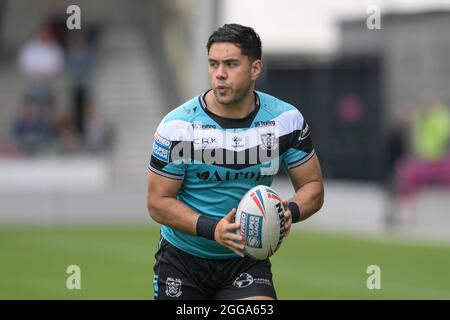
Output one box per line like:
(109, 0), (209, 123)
(198, 89), (260, 129)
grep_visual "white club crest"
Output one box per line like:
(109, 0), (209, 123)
(165, 277), (182, 298)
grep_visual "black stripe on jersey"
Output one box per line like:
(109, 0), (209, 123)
(149, 130), (313, 170)
(287, 149), (316, 169)
(289, 128), (313, 152)
(148, 158), (185, 180)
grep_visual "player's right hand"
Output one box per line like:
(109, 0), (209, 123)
(214, 208), (245, 257)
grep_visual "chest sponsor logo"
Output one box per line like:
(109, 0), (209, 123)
(232, 136), (245, 148)
(255, 120), (276, 127)
(192, 123), (216, 130)
(193, 137), (219, 148)
(195, 169), (273, 182)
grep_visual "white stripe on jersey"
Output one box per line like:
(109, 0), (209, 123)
(148, 165), (184, 180)
(156, 109), (304, 152)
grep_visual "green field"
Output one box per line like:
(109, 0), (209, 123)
(1, 224), (450, 299)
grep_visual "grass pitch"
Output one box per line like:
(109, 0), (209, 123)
(1, 224), (449, 299)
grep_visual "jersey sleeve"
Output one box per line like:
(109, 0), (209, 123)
(281, 113), (315, 170)
(148, 121), (188, 180)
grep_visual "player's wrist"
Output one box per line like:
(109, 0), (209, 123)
(196, 215), (219, 240)
(288, 201), (301, 223)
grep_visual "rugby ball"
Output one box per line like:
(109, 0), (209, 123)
(236, 185), (286, 260)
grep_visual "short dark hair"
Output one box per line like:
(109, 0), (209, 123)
(206, 24), (262, 61)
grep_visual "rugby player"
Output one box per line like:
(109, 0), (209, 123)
(147, 24), (324, 300)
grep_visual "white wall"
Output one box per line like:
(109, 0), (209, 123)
(220, 0), (450, 54)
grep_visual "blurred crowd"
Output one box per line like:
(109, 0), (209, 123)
(3, 12), (112, 158)
(385, 95), (450, 226)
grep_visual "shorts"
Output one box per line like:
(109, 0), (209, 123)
(152, 237), (277, 300)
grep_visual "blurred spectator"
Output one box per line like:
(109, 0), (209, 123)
(385, 110), (411, 178)
(84, 104), (110, 153)
(54, 113), (80, 154)
(383, 107), (411, 228)
(45, 0), (70, 52)
(67, 34), (94, 137)
(0, 138), (23, 158)
(395, 96), (450, 224)
(17, 23), (65, 127)
(10, 100), (48, 155)
(412, 96), (450, 161)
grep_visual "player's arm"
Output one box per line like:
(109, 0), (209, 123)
(147, 171), (198, 234)
(287, 153), (324, 222)
(280, 153), (324, 238)
(280, 113), (324, 234)
(147, 171), (244, 256)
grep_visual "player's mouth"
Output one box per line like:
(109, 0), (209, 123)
(216, 85), (229, 94)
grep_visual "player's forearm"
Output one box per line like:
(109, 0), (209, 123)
(147, 196), (200, 235)
(290, 180), (324, 221)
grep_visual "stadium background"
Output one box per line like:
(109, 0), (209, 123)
(1, 0), (450, 299)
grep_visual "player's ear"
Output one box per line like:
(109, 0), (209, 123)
(251, 59), (262, 81)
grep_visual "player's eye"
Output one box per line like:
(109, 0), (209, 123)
(209, 61), (218, 68)
(227, 62), (238, 67)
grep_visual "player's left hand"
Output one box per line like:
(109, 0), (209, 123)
(214, 208), (245, 257)
(282, 200), (292, 238)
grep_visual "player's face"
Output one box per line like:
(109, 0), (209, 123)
(208, 42), (262, 106)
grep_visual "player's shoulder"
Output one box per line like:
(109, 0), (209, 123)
(161, 96), (203, 124)
(156, 96), (203, 136)
(256, 91), (306, 128)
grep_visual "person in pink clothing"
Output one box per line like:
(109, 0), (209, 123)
(395, 96), (450, 224)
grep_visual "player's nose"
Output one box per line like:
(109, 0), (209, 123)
(216, 64), (227, 80)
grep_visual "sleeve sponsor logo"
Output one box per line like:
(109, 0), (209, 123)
(154, 132), (171, 147)
(299, 122), (310, 140)
(152, 133), (172, 162)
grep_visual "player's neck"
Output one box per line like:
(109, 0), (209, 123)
(205, 89), (256, 119)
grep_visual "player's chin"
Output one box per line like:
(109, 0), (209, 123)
(215, 95), (232, 105)
(214, 90), (233, 103)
